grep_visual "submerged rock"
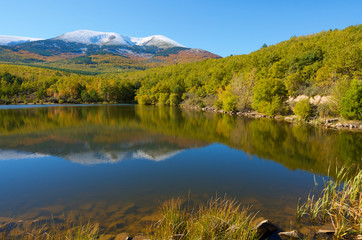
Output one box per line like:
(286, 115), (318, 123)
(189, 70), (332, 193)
(316, 229), (335, 235)
(278, 230), (304, 239)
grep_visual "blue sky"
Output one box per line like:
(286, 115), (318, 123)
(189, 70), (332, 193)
(1, 0), (361, 57)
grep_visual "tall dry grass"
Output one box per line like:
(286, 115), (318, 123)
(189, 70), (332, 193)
(297, 168), (362, 239)
(149, 196), (259, 240)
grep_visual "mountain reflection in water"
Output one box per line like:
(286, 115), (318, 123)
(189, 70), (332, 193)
(0, 105), (360, 234)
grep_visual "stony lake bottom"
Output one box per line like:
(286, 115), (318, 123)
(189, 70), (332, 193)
(0, 104), (360, 234)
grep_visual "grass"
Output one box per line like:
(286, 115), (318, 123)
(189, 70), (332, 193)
(149, 196), (259, 240)
(0, 219), (101, 240)
(296, 167), (362, 239)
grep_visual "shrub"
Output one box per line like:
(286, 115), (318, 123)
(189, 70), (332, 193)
(294, 99), (312, 120)
(340, 79), (362, 120)
(137, 95), (151, 105)
(158, 93), (169, 105)
(81, 90), (91, 102)
(317, 102), (337, 118)
(89, 89), (99, 102)
(214, 100), (223, 110)
(36, 87), (46, 99)
(223, 95), (237, 112)
(252, 78), (287, 116)
(169, 93), (181, 106)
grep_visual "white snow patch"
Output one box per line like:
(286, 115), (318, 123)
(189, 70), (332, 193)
(0, 149), (48, 160)
(131, 35), (185, 48)
(133, 150), (182, 161)
(0, 35), (43, 45)
(53, 30), (185, 48)
(54, 30), (133, 45)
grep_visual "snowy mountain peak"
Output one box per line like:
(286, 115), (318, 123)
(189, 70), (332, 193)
(53, 30), (133, 46)
(53, 30), (185, 48)
(131, 35), (185, 48)
(0, 35), (43, 45)
(0, 30), (186, 49)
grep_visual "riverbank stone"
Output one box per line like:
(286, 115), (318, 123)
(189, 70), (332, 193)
(255, 219), (281, 239)
(278, 230), (304, 239)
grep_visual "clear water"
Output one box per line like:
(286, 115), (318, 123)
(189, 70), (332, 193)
(0, 104), (360, 234)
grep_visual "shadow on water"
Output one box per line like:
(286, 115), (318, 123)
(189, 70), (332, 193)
(0, 105), (360, 234)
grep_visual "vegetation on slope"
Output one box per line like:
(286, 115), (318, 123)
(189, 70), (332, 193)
(0, 25), (361, 119)
(134, 25), (361, 119)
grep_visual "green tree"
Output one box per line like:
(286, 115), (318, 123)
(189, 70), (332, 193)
(169, 93), (181, 106)
(252, 78), (288, 116)
(89, 89), (99, 102)
(340, 79), (362, 120)
(81, 90), (91, 102)
(37, 87), (46, 99)
(158, 93), (169, 105)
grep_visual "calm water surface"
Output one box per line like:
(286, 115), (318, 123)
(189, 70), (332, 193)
(0, 105), (360, 234)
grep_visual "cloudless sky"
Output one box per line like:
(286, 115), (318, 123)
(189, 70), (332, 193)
(1, 0), (361, 57)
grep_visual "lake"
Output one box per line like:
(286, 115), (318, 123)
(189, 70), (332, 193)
(0, 104), (360, 234)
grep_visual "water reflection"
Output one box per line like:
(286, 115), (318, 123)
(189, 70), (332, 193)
(0, 105), (360, 173)
(0, 105), (360, 234)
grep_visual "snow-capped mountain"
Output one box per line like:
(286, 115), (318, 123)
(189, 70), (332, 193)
(0, 35), (43, 45)
(131, 35), (185, 48)
(54, 30), (185, 48)
(0, 30), (185, 48)
(0, 30), (220, 66)
(54, 30), (133, 46)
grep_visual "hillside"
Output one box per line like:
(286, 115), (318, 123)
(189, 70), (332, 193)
(0, 25), (361, 120)
(133, 25), (361, 119)
(0, 30), (220, 72)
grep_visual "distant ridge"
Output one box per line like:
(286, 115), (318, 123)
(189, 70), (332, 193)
(0, 30), (185, 48)
(0, 30), (220, 70)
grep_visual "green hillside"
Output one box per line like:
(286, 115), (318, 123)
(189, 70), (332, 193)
(0, 25), (361, 119)
(134, 25), (361, 118)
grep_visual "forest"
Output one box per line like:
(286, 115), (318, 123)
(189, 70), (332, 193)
(0, 25), (361, 120)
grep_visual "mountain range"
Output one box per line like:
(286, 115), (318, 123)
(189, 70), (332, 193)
(0, 30), (220, 72)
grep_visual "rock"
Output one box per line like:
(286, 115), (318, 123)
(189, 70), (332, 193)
(316, 229), (335, 235)
(278, 230), (304, 239)
(255, 220), (280, 239)
(100, 234), (117, 240)
(284, 116), (294, 122)
(325, 118), (338, 124)
(115, 233), (131, 240)
(132, 236), (148, 240)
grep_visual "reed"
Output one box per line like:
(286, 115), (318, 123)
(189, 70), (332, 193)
(296, 167), (362, 239)
(149, 196), (259, 240)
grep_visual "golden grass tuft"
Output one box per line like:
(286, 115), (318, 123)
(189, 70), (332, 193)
(149, 196), (259, 240)
(297, 167), (362, 239)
